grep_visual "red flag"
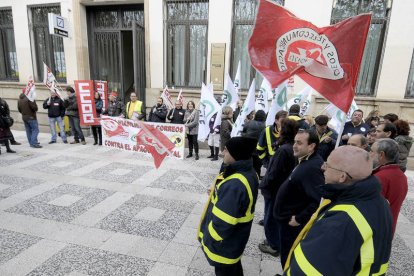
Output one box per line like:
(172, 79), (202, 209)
(74, 80), (99, 126)
(248, 0), (371, 113)
(136, 123), (176, 169)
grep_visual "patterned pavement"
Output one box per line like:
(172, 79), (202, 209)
(0, 130), (413, 276)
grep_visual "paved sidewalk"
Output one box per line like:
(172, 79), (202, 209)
(0, 131), (413, 276)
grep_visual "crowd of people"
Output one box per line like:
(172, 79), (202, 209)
(198, 107), (411, 276)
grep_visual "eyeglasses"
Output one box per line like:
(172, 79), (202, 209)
(322, 162), (353, 179)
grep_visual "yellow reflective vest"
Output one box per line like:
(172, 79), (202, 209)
(125, 100), (144, 120)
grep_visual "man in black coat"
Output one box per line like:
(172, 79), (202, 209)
(43, 92), (67, 144)
(273, 129), (324, 268)
(167, 101), (186, 124)
(148, 97), (168, 122)
(312, 115), (337, 161)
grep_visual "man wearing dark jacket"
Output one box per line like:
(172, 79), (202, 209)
(284, 146), (393, 276)
(17, 93), (41, 148)
(312, 115), (337, 161)
(148, 97), (167, 122)
(63, 86), (86, 145)
(341, 109), (369, 144)
(43, 92), (67, 144)
(288, 104), (309, 130)
(274, 129), (324, 267)
(167, 101), (186, 124)
(103, 92), (124, 117)
(198, 136), (259, 276)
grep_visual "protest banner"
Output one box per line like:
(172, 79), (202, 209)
(43, 62), (64, 99)
(221, 72), (239, 110)
(255, 78), (270, 113)
(249, 0), (371, 113)
(101, 116), (185, 168)
(23, 76), (36, 102)
(161, 86), (174, 109)
(94, 80), (108, 111)
(74, 80), (98, 126)
(198, 83), (221, 141)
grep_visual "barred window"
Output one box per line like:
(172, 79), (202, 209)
(0, 8), (18, 81)
(405, 49), (414, 98)
(29, 5), (66, 82)
(331, 0), (390, 96)
(165, 0), (209, 88)
(231, 0), (284, 90)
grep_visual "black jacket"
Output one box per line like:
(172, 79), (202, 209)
(148, 104), (167, 122)
(242, 120), (266, 140)
(260, 143), (295, 199)
(286, 176), (393, 275)
(274, 152), (324, 224)
(43, 97), (65, 118)
(198, 159), (259, 266)
(311, 125), (338, 161)
(167, 108), (186, 124)
(341, 121), (370, 144)
(63, 94), (79, 117)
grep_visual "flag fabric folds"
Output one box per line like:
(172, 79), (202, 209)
(198, 83), (221, 141)
(161, 86), (174, 109)
(266, 81), (288, 126)
(248, 0), (371, 113)
(255, 78), (270, 113)
(23, 76), (36, 102)
(43, 63), (64, 99)
(231, 79), (256, 137)
(221, 72), (239, 110)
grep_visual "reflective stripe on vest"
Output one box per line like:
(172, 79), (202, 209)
(265, 127), (275, 156)
(329, 204), (374, 276)
(208, 221), (223, 241)
(372, 262), (389, 276)
(293, 244), (323, 276)
(211, 173), (254, 225)
(200, 237), (242, 264)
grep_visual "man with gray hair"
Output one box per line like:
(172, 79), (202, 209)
(347, 134), (369, 151)
(283, 146), (393, 275)
(371, 138), (408, 234)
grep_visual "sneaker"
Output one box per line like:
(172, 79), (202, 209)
(70, 141), (80, 144)
(258, 242), (279, 257)
(81, 141), (86, 145)
(30, 144), (42, 149)
(48, 141), (56, 144)
(10, 141), (21, 145)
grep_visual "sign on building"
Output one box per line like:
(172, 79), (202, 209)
(48, 13), (69, 38)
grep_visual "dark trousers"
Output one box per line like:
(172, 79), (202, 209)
(187, 134), (199, 153)
(68, 116), (85, 141)
(252, 153), (262, 177)
(279, 221), (304, 268)
(91, 125), (102, 144)
(215, 261), (243, 276)
(264, 197), (280, 250)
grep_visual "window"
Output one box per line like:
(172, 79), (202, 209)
(405, 50), (414, 98)
(165, 0), (209, 88)
(331, 0), (390, 96)
(29, 5), (66, 82)
(231, 0), (284, 90)
(0, 8), (18, 81)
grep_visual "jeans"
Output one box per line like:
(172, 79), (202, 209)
(48, 117), (67, 142)
(264, 197), (280, 251)
(67, 116), (85, 141)
(24, 119), (39, 146)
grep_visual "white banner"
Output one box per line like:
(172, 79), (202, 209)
(23, 76), (36, 102)
(221, 72), (239, 110)
(326, 99), (358, 133)
(161, 85), (174, 109)
(198, 83), (221, 141)
(300, 90), (313, 116)
(234, 61), (241, 97)
(231, 79), (256, 137)
(287, 86), (312, 109)
(266, 81), (288, 126)
(43, 63), (63, 99)
(255, 78), (270, 113)
(101, 116), (185, 159)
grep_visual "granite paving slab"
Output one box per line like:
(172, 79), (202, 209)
(23, 155), (91, 174)
(84, 162), (153, 184)
(0, 152), (46, 167)
(0, 228), (42, 265)
(26, 244), (155, 276)
(0, 175), (43, 200)
(5, 184), (114, 222)
(388, 234), (414, 276)
(97, 194), (197, 241)
(400, 198), (414, 224)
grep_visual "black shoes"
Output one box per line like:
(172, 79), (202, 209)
(195, 154), (199, 160)
(186, 153), (193, 158)
(10, 141), (21, 145)
(6, 149), (16, 153)
(48, 141), (56, 144)
(31, 144), (42, 148)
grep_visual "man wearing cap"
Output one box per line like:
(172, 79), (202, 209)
(124, 92), (145, 120)
(283, 146), (392, 275)
(198, 136), (259, 276)
(103, 92), (124, 117)
(312, 115), (337, 161)
(63, 86), (86, 145)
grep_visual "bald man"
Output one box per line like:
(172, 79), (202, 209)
(283, 146), (393, 276)
(347, 134), (369, 151)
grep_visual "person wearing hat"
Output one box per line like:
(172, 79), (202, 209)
(63, 86), (86, 145)
(198, 136), (259, 276)
(103, 91), (124, 117)
(311, 114), (337, 161)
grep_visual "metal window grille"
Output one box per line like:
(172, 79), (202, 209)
(405, 49), (414, 98)
(230, 0), (284, 90)
(331, 0), (390, 97)
(0, 8), (18, 81)
(165, 0), (209, 88)
(29, 5), (66, 83)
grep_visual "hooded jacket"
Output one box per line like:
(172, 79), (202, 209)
(63, 94), (79, 117)
(285, 176), (393, 276)
(198, 159), (259, 267)
(395, 134), (413, 172)
(17, 93), (38, 121)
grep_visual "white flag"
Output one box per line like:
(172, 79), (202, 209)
(255, 78), (270, 113)
(287, 86), (312, 109)
(231, 79), (256, 137)
(266, 81), (288, 126)
(326, 99), (358, 133)
(221, 73), (239, 110)
(177, 88), (185, 105)
(300, 90), (313, 116)
(234, 61), (241, 97)
(23, 76), (36, 102)
(43, 63), (63, 99)
(198, 83), (221, 141)
(161, 85), (174, 109)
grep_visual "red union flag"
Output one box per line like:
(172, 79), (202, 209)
(94, 80), (108, 111)
(74, 80), (98, 126)
(248, 0), (371, 113)
(136, 123), (175, 169)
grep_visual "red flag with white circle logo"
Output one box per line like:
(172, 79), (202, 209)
(248, 0), (371, 113)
